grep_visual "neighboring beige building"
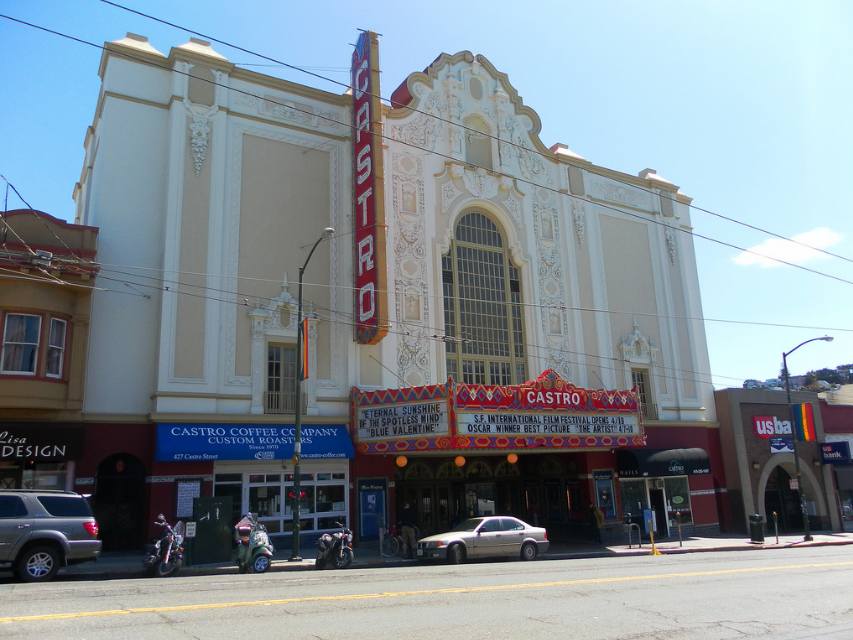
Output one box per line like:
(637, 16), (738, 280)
(0, 209), (99, 489)
(72, 33), (719, 545)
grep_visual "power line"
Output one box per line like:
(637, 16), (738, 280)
(92, 0), (853, 267)
(3, 11), (851, 288)
(1, 12), (845, 388)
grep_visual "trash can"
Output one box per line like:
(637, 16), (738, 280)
(748, 514), (765, 543)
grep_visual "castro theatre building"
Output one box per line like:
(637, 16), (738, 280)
(76, 31), (722, 549)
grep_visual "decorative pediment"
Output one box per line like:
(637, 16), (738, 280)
(618, 319), (659, 364)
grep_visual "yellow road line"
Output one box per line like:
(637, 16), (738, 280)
(3, 561), (852, 624)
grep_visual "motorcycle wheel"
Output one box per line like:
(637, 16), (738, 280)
(238, 562), (248, 574)
(156, 557), (182, 578)
(332, 547), (354, 569)
(315, 553), (327, 570)
(252, 554), (271, 574)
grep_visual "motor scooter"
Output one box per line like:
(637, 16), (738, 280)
(234, 512), (275, 574)
(142, 514), (185, 578)
(315, 521), (354, 570)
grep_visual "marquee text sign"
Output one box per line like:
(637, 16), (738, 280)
(352, 30), (388, 345)
(357, 400), (449, 441)
(456, 373), (641, 436)
(352, 370), (644, 453)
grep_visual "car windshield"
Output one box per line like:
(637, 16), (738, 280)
(451, 518), (484, 532)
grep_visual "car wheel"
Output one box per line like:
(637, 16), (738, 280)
(447, 543), (465, 565)
(520, 542), (538, 561)
(16, 546), (60, 583)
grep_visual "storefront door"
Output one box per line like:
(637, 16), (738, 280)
(649, 488), (668, 538)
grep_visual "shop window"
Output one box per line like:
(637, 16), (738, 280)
(315, 485), (345, 513)
(2, 313), (41, 375)
(22, 462), (68, 490)
(266, 344), (297, 413)
(214, 474), (243, 525)
(249, 485), (282, 518)
(594, 473), (616, 519)
(442, 212), (526, 385)
(619, 479), (648, 519)
(46, 318), (67, 378)
(664, 476), (692, 526)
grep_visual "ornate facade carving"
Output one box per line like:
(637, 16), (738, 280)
(664, 226), (677, 265)
(532, 201), (571, 380)
(392, 153), (431, 386)
(618, 319), (659, 365)
(571, 199), (587, 247)
(589, 178), (654, 211)
(236, 92), (343, 130)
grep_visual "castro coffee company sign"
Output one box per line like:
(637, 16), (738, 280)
(352, 30), (388, 345)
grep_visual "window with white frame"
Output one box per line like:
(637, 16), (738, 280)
(266, 344), (297, 414)
(631, 368), (657, 420)
(2, 314), (42, 375)
(442, 211), (526, 385)
(46, 318), (67, 378)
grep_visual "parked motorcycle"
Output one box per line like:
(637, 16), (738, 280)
(315, 521), (354, 570)
(234, 512), (275, 574)
(142, 514), (185, 578)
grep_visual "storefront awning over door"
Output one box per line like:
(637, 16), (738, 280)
(835, 465), (853, 491)
(617, 447), (711, 478)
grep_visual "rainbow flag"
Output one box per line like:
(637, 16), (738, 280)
(299, 317), (309, 381)
(792, 403), (816, 441)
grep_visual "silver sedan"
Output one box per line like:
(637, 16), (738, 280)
(416, 516), (549, 564)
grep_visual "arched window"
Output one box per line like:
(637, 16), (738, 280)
(442, 212), (526, 385)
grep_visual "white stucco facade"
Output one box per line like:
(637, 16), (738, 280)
(76, 34), (715, 428)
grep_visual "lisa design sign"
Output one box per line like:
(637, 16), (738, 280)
(352, 370), (644, 454)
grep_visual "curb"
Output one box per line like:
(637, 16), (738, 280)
(42, 536), (853, 581)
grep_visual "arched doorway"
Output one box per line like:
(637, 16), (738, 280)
(94, 453), (146, 551)
(764, 465), (802, 533)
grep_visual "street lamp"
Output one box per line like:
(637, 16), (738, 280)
(782, 335), (833, 542)
(290, 226), (334, 561)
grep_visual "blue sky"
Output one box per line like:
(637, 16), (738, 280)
(2, 0), (852, 389)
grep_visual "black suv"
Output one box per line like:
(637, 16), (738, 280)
(0, 490), (102, 582)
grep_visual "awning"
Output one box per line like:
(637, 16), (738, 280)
(835, 465), (853, 491)
(155, 423), (355, 462)
(617, 448), (711, 478)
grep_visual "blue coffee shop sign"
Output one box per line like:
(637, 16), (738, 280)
(155, 423), (355, 462)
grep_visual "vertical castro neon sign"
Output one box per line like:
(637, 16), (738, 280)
(352, 31), (388, 345)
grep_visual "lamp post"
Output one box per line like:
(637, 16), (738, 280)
(782, 335), (833, 543)
(290, 226), (334, 561)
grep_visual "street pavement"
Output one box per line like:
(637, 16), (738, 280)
(40, 530), (853, 580)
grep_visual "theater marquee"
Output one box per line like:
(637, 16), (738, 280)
(352, 370), (645, 454)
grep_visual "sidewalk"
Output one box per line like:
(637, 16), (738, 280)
(50, 531), (853, 580)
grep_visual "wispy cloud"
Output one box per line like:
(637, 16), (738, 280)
(734, 227), (843, 268)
